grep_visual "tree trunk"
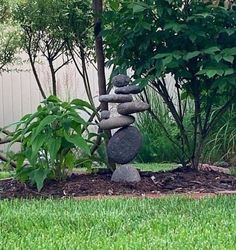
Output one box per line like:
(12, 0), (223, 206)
(93, 0), (115, 171)
(191, 136), (204, 170)
(48, 58), (57, 96)
(28, 52), (46, 99)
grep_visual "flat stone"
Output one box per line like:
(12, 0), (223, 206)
(99, 94), (133, 103)
(112, 74), (130, 87)
(111, 165), (141, 183)
(117, 101), (150, 115)
(99, 116), (135, 130)
(107, 126), (142, 164)
(115, 85), (142, 94)
(100, 110), (110, 120)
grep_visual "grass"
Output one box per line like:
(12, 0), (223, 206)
(135, 162), (177, 172)
(1, 197), (236, 249)
(0, 163), (176, 180)
(0, 171), (14, 180)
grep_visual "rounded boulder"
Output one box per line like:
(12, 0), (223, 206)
(107, 126), (142, 164)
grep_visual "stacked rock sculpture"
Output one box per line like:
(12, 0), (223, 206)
(98, 74), (150, 165)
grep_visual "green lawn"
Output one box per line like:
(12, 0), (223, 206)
(135, 162), (177, 172)
(1, 197), (236, 250)
(0, 163), (176, 181)
(0, 171), (14, 180)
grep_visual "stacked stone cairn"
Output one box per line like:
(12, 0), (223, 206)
(98, 74), (149, 182)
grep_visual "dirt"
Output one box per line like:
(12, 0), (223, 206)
(0, 167), (236, 199)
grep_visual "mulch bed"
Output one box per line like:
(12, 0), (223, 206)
(1, 167), (236, 199)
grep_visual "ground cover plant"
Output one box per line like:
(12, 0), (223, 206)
(0, 197), (236, 249)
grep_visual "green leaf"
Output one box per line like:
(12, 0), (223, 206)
(109, 0), (119, 10)
(64, 132), (90, 155)
(31, 115), (57, 141)
(222, 47), (236, 56)
(68, 114), (87, 126)
(141, 21), (152, 31)
(162, 56), (172, 65)
(46, 95), (61, 103)
(64, 152), (76, 170)
(131, 4), (146, 13)
(223, 56), (234, 63)
(184, 51), (201, 60)
(203, 47), (220, 54)
(70, 99), (92, 109)
(29, 168), (50, 191)
(215, 54), (222, 63)
(205, 69), (218, 78)
(14, 153), (26, 168)
(181, 91), (188, 100)
(31, 134), (48, 159)
(224, 68), (234, 76)
(153, 53), (168, 59)
(47, 137), (62, 162)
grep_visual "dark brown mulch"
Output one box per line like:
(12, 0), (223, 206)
(1, 167), (236, 199)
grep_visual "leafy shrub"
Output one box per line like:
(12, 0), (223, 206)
(9, 96), (98, 191)
(104, 0), (236, 169)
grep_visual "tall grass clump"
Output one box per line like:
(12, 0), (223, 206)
(136, 86), (180, 163)
(204, 105), (236, 165)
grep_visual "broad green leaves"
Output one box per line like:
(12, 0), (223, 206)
(10, 96), (96, 191)
(104, 0), (236, 87)
(127, 2), (149, 13)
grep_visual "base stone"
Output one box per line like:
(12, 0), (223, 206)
(111, 165), (141, 183)
(107, 126), (142, 164)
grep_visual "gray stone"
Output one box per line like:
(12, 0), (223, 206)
(111, 165), (141, 183)
(99, 115), (135, 130)
(112, 74), (130, 87)
(115, 85), (142, 95)
(107, 126), (142, 164)
(100, 110), (110, 120)
(99, 94), (133, 103)
(117, 101), (150, 115)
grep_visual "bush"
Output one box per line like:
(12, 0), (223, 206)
(9, 96), (98, 191)
(104, 0), (236, 168)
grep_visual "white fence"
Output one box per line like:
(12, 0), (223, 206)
(0, 55), (104, 151)
(0, 56), (102, 129)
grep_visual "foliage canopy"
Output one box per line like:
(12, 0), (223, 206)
(104, 0), (236, 167)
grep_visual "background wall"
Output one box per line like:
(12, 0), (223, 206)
(0, 55), (102, 128)
(0, 54), (102, 151)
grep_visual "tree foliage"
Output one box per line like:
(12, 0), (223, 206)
(0, 0), (20, 72)
(13, 0), (94, 98)
(104, 0), (236, 168)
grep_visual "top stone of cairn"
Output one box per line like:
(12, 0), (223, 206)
(112, 74), (130, 87)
